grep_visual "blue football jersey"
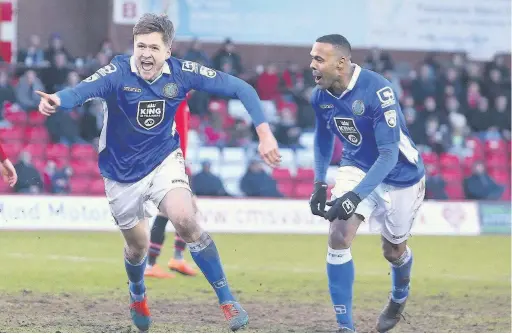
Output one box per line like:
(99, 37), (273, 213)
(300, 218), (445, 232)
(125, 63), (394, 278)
(311, 65), (425, 187)
(56, 55), (265, 183)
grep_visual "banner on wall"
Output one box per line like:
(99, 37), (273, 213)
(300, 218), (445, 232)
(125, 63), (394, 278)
(479, 202), (511, 234)
(0, 195), (481, 236)
(112, 0), (511, 59)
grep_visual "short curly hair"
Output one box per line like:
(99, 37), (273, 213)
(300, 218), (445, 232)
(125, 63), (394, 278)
(133, 13), (175, 46)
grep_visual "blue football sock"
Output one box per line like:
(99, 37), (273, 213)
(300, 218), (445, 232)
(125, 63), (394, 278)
(125, 254), (147, 301)
(188, 232), (235, 304)
(327, 247), (355, 331)
(391, 246), (412, 303)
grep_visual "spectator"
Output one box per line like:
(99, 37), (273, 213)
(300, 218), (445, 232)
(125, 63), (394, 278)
(227, 119), (251, 147)
(44, 33), (72, 66)
(403, 102), (426, 149)
(282, 62), (303, 93)
(364, 47), (393, 72)
(13, 151), (43, 194)
(187, 89), (210, 117)
(441, 67), (464, 103)
(484, 68), (507, 100)
(15, 69), (44, 111)
(80, 99), (104, 143)
(42, 160), (57, 192)
(256, 63), (281, 101)
(293, 86), (316, 130)
(184, 38), (210, 66)
(212, 38), (243, 76)
(425, 165), (448, 200)
(464, 162), (504, 200)
(411, 64), (437, 104)
(240, 159), (283, 198)
(97, 39), (115, 60)
(17, 34), (47, 68)
(468, 97), (495, 137)
(383, 69), (403, 100)
(0, 71), (17, 109)
(46, 107), (84, 145)
(42, 52), (71, 92)
(192, 161), (229, 196)
(490, 95), (511, 140)
(274, 108), (301, 147)
(51, 166), (73, 194)
(466, 80), (482, 109)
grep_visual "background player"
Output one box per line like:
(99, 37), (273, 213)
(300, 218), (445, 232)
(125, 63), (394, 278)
(145, 99), (198, 279)
(0, 144), (17, 187)
(308, 34), (425, 333)
(36, 13), (281, 332)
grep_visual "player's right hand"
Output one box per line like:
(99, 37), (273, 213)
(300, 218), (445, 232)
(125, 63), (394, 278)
(1, 158), (17, 187)
(309, 181), (328, 217)
(36, 90), (61, 116)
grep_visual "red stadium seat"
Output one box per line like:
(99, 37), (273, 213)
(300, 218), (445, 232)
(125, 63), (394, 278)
(3, 111), (27, 126)
(294, 182), (314, 199)
(272, 167), (292, 180)
(46, 143), (69, 160)
(484, 139), (506, 156)
(445, 183), (464, 200)
(70, 176), (91, 195)
(440, 169), (463, 182)
(70, 159), (98, 176)
(90, 178), (105, 195)
(439, 153), (460, 170)
(277, 181), (294, 198)
(25, 126), (49, 143)
(462, 155), (478, 177)
(488, 169), (510, 186)
(295, 168), (315, 182)
(27, 112), (46, 126)
(276, 100), (298, 114)
(0, 127), (24, 142)
(2, 142), (22, 160)
(421, 152), (438, 166)
(31, 157), (46, 173)
(70, 144), (97, 161)
(189, 114), (201, 130)
(485, 155), (508, 170)
(22, 143), (46, 159)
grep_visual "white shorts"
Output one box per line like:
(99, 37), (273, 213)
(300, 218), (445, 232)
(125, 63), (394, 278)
(331, 166), (425, 244)
(103, 149), (191, 230)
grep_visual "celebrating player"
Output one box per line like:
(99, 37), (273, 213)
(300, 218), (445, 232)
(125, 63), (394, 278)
(37, 13), (280, 332)
(0, 144), (17, 187)
(145, 100), (197, 279)
(308, 34), (425, 333)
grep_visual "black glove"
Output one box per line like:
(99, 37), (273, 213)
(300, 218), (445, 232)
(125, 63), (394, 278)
(324, 191), (361, 222)
(309, 181), (327, 217)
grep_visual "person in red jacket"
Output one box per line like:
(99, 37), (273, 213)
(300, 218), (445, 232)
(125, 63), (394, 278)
(0, 145), (17, 188)
(145, 100), (198, 278)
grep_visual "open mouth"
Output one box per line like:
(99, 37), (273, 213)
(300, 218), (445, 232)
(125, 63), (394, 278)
(140, 60), (154, 71)
(314, 75), (322, 84)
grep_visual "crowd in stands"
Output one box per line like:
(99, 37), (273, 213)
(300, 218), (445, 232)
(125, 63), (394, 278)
(0, 33), (510, 200)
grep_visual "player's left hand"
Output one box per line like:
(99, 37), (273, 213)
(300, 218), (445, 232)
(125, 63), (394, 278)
(324, 191), (361, 222)
(36, 90), (61, 116)
(1, 159), (17, 187)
